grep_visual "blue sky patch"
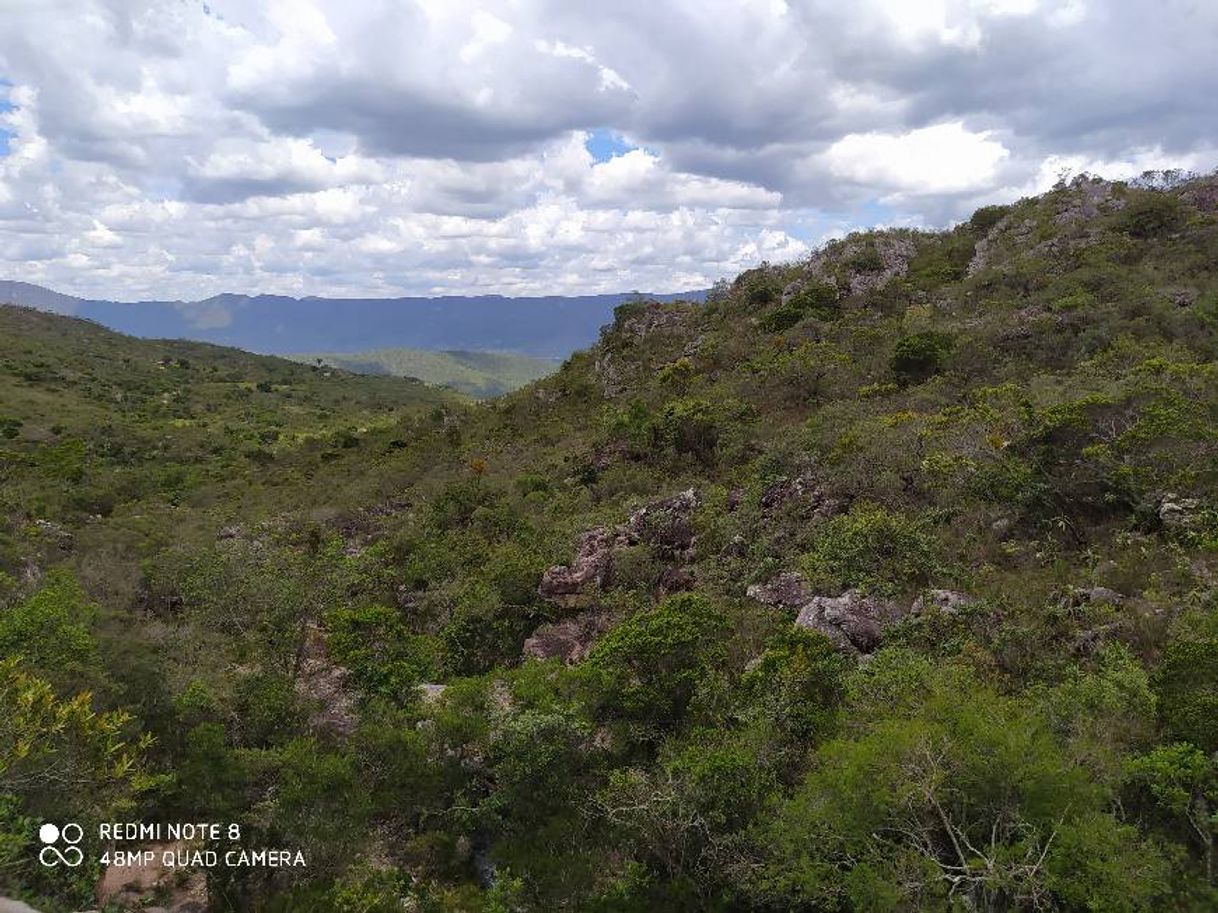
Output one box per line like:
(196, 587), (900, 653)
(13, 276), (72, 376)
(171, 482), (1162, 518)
(0, 79), (12, 157)
(785, 200), (905, 244)
(585, 129), (637, 163)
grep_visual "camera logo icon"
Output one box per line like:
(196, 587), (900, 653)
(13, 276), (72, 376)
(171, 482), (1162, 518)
(38, 823), (84, 868)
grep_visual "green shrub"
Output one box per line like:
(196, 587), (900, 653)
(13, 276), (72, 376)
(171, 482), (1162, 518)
(969, 204), (1010, 233)
(328, 604), (436, 700)
(583, 593), (728, 725)
(1154, 617), (1218, 753)
(890, 331), (953, 384)
(801, 503), (940, 594)
(1119, 193), (1185, 239)
(759, 282), (839, 332)
(658, 398), (720, 463)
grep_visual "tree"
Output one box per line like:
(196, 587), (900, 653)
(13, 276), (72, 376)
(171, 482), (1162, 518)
(583, 593), (728, 727)
(1127, 743), (1217, 887)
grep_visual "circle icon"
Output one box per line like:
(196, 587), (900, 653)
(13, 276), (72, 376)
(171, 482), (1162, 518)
(37, 823), (84, 867)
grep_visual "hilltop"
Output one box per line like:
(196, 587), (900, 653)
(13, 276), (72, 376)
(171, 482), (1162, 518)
(3, 173), (1218, 912)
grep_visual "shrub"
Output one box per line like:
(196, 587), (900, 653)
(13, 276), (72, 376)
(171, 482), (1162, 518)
(1119, 193), (1185, 239)
(1154, 617), (1218, 753)
(328, 604), (436, 700)
(801, 503), (940, 594)
(658, 398), (720, 463)
(890, 331), (953, 384)
(969, 204), (1010, 234)
(583, 593), (728, 725)
(759, 282), (839, 332)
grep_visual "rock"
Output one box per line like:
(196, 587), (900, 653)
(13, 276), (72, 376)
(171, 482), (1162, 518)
(1182, 177), (1218, 213)
(1053, 176), (1119, 225)
(1072, 622), (1123, 655)
(539, 489), (702, 606)
(746, 572), (813, 609)
(623, 488), (700, 558)
(614, 301), (688, 339)
(1170, 288), (1197, 308)
(759, 473), (841, 518)
(795, 590), (901, 653)
(523, 610), (615, 664)
(594, 351), (627, 396)
(747, 574), (902, 653)
(31, 518), (73, 549)
(656, 565), (696, 597)
(1085, 586), (1126, 605)
(0, 899), (45, 913)
(1158, 492), (1202, 530)
(417, 683), (447, 703)
(720, 534), (747, 559)
(294, 625), (358, 737)
(804, 235), (916, 297)
(538, 527), (618, 606)
(95, 842), (207, 912)
(911, 589), (977, 616)
(991, 516), (1015, 538)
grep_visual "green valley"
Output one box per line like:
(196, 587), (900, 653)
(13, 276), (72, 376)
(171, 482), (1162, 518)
(286, 348), (557, 398)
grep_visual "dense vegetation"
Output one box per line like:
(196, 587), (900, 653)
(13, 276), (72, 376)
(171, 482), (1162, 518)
(286, 348), (556, 398)
(3, 173), (1218, 911)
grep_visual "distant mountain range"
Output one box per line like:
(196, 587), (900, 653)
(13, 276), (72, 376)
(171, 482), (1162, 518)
(0, 280), (707, 359)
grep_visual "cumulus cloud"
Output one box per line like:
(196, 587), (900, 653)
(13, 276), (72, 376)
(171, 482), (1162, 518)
(0, 0), (1214, 300)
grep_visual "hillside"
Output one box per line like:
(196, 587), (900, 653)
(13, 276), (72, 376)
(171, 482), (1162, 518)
(0, 306), (460, 543)
(287, 348), (557, 398)
(3, 174), (1218, 912)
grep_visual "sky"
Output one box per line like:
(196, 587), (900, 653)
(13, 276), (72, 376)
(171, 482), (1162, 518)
(0, 0), (1215, 301)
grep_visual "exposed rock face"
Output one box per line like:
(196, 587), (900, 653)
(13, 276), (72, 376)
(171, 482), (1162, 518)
(614, 302), (687, 338)
(1054, 177), (1120, 225)
(1074, 585), (1127, 606)
(594, 301), (695, 396)
(748, 572), (907, 653)
(911, 589), (977, 616)
(1182, 177), (1218, 213)
(538, 489), (703, 607)
(624, 487), (700, 559)
(656, 565), (696, 597)
(594, 351), (627, 397)
(1158, 492), (1202, 530)
(533, 489), (702, 658)
(804, 235), (916, 298)
(759, 472), (842, 519)
(523, 610), (615, 664)
(795, 591), (902, 653)
(417, 682), (448, 703)
(537, 527), (618, 607)
(294, 624), (358, 737)
(746, 572), (813, 610)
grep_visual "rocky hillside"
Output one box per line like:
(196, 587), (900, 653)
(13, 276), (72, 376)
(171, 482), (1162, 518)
(3, 173), (1218, 911)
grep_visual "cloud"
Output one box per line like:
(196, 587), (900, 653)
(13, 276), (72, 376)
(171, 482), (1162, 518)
(0, 0), (1215, 301)
(822, 122), (1010, 196)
